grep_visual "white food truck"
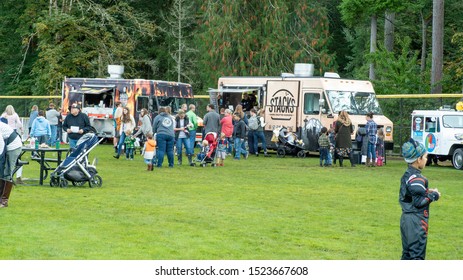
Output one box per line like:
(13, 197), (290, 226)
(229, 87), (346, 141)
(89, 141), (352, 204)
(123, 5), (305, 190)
(411, 108), (463, 169)
(209, 64), (394, 153)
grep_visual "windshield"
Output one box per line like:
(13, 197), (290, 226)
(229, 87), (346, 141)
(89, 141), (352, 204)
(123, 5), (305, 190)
(326, 90), (383, 115)
(158, 97), (194, 113)
(443, 115), (463, 128)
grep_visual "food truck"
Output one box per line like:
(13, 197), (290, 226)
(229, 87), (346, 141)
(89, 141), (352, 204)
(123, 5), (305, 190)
(61, 66), (195, 138)
(411, 109), (463, 169)
(209, 63), (394, 152)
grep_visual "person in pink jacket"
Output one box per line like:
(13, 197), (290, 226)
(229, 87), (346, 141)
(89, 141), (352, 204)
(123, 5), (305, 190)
(220, 109), (234, 155)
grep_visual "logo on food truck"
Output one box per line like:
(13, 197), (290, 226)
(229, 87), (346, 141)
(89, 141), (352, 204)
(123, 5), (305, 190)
(425, 133), (437, 152)
(268, 89), (297, 121)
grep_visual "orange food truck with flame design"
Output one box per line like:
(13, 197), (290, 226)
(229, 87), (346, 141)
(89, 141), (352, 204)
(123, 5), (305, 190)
(209, 64), (394, 153)
(62, 73), (195, 139)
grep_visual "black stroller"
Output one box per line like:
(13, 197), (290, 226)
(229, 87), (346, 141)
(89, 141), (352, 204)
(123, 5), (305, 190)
(49, 134), (103, 188)
(275, 127), (307, 158)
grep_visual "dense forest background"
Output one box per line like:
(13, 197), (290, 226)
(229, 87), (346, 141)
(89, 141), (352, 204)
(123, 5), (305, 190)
(1, 0), (463, 98)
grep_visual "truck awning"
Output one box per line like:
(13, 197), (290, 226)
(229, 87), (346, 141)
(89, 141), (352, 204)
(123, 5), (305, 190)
(71, 85), (116, 94)
(207, 87), (261, 93)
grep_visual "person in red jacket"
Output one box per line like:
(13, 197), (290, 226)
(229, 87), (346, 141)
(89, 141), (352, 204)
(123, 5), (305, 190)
(220, 109), (233, 155)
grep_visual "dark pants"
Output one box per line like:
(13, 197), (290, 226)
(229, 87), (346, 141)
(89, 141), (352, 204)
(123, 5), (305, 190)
(156, 134), (174, 167)
(400, 213), (428, 260)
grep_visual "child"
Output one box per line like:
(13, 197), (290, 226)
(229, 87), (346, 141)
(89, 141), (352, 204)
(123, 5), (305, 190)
(376, 128), (385, 166)
(216, 132), (228, 166)
(124, 129), (136, 160)
(399, 138), (441, 260)
(318, 127), (330, 167)
(143, 132), (156, 171)
(197, 139), (210, 161)
(328, 127), (336, 165)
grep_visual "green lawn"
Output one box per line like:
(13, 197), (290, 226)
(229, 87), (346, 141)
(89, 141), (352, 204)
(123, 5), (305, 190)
(2, 144), (462, 260)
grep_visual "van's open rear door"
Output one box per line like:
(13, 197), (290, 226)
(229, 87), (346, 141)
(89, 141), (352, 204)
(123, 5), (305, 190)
(265, 80), (300, 132)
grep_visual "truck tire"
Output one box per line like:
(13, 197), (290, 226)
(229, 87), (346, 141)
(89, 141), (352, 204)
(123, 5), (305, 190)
(452, 148), (463, 170)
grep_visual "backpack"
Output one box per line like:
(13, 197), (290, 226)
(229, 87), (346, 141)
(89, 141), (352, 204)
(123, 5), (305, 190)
(248, 116), (259, 130)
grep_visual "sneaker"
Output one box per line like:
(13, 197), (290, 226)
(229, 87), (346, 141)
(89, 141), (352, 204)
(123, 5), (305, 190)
(245, 153), (249, 160)
(255, 153), (259, 157)
(264, 153), (271, 157)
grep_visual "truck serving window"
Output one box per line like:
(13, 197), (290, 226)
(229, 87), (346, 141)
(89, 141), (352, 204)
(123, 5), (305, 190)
(443, 115), (463, 128)
(303, 93), (320, 114)
(326, 91), (382, 115)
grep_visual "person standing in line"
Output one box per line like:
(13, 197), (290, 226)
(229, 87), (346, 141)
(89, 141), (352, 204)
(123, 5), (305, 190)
(46, 103), (61, 146)
(334, 110), (356, 167)
(254, 109), (270, 157)
(28, 105), (39, 135)
(399, 138), (441, 260)
(174, 110), (193, 166)
(0, 121), (22, 208)
(62, 104), (92, 149)
(113, 102), (123, 153)
(365, 112), (377, 167)
(220, 109), (234, 155)
(203, 104), (221, 136)
(185, 104), (198, 154)
(247, 109), (259, 155)
(153, 107), (175, 168)
(318, 127), (330, 167)
(30, 110), (51, 145)
(114, 106), (136, 159)
(232, 113), (248, 160)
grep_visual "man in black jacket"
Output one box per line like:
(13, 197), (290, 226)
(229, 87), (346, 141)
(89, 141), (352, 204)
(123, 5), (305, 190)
(62, 104), (91, 148)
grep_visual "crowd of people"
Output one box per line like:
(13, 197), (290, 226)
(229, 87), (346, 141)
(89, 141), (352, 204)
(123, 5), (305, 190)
(0, 101), (444, 261)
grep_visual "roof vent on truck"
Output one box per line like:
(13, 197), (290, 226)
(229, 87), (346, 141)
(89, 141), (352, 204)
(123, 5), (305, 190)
(294, 63), (314, 77)
(107, 65), (124, 79)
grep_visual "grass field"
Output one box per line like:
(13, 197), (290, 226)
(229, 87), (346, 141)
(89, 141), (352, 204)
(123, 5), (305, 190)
(2, 143), (462, 260)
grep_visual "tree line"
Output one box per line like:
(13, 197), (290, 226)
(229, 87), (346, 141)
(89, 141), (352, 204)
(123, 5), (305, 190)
(1, 0), (462, 99)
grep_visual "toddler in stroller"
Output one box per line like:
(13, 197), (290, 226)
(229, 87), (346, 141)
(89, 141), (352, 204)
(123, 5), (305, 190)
(194, 132), (218, 167)
(275, 127), (307, 158)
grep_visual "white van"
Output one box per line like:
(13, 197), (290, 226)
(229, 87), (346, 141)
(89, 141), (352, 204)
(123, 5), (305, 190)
(209, 64), (394, 152)
(411, 109), (463, 169)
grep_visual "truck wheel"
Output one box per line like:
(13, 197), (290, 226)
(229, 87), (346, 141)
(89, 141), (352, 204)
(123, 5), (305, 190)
(452, 148), (463, 170)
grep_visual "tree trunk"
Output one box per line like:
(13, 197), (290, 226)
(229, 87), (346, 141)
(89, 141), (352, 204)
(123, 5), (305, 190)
(420, 11), (432, 73)
(384, 11), (395, 52)
(369, 14), (377, 80)
(431, 0), (444, 94)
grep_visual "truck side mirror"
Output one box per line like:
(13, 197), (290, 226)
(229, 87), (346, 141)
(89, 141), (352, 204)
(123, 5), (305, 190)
(319, 99), (325, 108)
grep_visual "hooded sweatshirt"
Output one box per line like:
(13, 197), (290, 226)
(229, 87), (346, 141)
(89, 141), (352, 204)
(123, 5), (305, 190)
(31, 116), (51, 138)
(153, 112), (174, 138)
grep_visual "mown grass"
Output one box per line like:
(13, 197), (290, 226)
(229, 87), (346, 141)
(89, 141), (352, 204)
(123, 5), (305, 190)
(2, 144), (462, 260)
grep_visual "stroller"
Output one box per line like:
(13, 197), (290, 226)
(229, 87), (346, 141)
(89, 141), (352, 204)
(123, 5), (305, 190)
(193, 132), (218, 167)
(274, 127), (307, 158)
(49, 133), (104, 188)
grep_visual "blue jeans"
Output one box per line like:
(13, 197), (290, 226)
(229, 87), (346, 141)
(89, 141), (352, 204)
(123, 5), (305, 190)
(188, 129), (196, 154)
(234, 138), (248, 159)
(319, 147), (329, 166)
(226, 137), (233, 154)
(69, 138), (78, 149)
(253, 130), (267, 154)
(248, 130), (256, 154)
(176, 137), (192, 161)
(125, 148), (134, 159)
(367, 141), (376, 161)
(48, 125), (57, 145)
(117, 132), (126, 156)
(156, 134), (174, 167)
